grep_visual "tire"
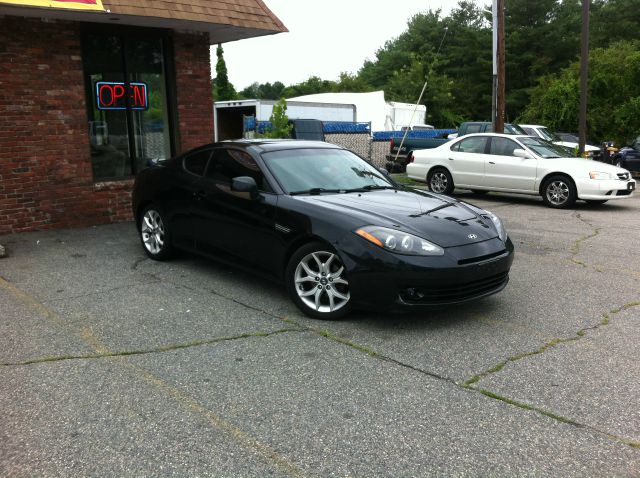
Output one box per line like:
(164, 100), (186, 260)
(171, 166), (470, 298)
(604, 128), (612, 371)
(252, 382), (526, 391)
(541, 175), (577, 209)
(285, 242), (352, 320)
(428, 168), (454, 195)
(471, 190), (489, 195)
(585, 199), (608, 205)
(139, 204), (173, 260)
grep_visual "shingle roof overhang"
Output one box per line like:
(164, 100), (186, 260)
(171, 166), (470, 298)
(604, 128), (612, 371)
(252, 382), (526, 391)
(0, 0), (287, 43)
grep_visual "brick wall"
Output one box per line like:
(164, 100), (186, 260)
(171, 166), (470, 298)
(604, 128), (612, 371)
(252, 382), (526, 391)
(173, 31), (214, 152)
(0, 17), (214, 234)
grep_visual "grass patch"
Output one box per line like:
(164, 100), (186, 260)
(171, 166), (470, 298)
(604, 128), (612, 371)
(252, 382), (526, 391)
(391, 173), (423, 187)
(316, 329), (379, 357)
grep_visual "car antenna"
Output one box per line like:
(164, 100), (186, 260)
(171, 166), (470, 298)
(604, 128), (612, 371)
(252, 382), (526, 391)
(392, 25), (449, 166)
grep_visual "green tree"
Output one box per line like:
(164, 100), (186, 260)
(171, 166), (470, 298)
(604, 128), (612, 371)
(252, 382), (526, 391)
(261, 98), (293, 138)
(520, 40), (640, 143)
(212, 44), (236, 101)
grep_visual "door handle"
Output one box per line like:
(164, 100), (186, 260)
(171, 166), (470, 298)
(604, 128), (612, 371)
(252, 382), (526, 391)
(448, 157), (454, 161)
(488, 161), (495, 164)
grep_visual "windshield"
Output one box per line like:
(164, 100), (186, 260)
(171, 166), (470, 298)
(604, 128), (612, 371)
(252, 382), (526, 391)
(505, 124), (528, 135)
(262, 148), (395, 194)
(537, 127), (561, 142)
(519, 137), (571, 159)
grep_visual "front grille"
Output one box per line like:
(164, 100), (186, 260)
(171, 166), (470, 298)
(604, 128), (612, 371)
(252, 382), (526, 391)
(400, 272), (509, 305)
(458, 250), (507, 265)
(618, 172), (630, 180)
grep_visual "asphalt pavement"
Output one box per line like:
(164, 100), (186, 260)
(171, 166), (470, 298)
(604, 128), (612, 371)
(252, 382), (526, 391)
(1, 191), (639, 477)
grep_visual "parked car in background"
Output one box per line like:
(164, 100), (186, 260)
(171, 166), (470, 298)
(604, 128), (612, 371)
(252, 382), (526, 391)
(612, 136), (640, 176)
(457, 122), (527, 137)
(520, 124), (602, 160)
(133, 139), (514, 319)
(406, 133), (636, 208)
(556, 132), (579, 143)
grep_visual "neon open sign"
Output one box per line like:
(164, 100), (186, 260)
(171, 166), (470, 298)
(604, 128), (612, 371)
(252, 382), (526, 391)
(95, 81), (148, 110)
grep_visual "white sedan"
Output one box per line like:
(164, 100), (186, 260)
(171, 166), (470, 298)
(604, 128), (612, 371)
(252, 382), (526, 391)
(406, 133), (636, 208)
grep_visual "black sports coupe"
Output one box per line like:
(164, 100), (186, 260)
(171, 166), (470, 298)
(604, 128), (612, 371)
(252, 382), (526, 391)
(132, 140), (514, 319)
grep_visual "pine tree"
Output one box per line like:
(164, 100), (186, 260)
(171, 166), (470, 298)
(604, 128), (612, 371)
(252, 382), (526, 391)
(212, 44), (236, 101)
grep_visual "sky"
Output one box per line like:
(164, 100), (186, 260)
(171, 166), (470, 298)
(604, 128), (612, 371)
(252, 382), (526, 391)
(220, 0), (487, 92)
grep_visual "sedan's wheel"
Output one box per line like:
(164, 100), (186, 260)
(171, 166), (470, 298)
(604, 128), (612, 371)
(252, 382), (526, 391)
(140, 205), (172, 260)
(286, 242), (351, 320)
(428, 168), (454, 195)
(541, 175), (577, 208)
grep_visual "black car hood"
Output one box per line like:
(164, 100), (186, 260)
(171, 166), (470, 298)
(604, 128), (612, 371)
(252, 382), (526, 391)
(295, 189), (497, 248)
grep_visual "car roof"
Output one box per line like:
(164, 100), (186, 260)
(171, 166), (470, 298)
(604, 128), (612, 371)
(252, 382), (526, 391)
(184, 139), (344, 156)
(458, 132), (525, 139)
(519, 124), (544, 128)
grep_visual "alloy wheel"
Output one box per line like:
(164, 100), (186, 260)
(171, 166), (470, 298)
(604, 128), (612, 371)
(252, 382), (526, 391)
(430, 172), (449, 193)
(545, 180), (570, 206)
(294, 251), (350, 314)
(141, 209), (165, 255)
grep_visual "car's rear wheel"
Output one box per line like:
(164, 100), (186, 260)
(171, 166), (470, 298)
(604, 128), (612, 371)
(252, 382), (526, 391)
(139, 205), (173, 260)
(286, 242), (352, 320)
(428, 168), (454, 195)
(541, 175), (577, 208)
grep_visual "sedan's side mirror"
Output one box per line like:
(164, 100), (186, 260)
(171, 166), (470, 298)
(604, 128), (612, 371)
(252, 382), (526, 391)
(513, 148), (532, 159)
(231, 176), (259, 200)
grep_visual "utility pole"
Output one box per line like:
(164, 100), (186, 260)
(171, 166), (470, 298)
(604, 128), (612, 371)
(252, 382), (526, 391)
(579, 0), (590, 155)
(493, 0), (505, 133)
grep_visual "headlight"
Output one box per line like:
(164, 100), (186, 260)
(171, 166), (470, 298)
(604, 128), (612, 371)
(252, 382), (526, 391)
(355, 226), (444, 256)
(483, 211), (508, 242)
(589, 171), (611, 180)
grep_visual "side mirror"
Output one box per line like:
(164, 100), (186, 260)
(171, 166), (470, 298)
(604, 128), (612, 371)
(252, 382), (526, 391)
(513, 148), (532, 159)
(231, 176), (259, 200)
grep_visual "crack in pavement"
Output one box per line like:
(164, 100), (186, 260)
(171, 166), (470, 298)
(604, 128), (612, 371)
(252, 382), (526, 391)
(0, 328), (300, 367)
(568, 211), (603, 271)
(0, 276), (314, 478)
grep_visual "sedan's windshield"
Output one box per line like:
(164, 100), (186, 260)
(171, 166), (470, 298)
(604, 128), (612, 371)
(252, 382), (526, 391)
(519, 137), (571, 159)
(262, 148), (395, 194)
(537, 127), (561, 142)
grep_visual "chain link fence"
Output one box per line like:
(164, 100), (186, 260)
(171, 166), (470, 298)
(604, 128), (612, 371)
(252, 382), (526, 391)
(241, 116), (453, 169)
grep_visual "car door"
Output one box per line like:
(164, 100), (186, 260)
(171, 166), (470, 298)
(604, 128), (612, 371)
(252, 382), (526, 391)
(483, 137), (537, 191)
(165, 148), (213, 250)
(191, 147), (282, 273)
(447, 136), (489, 187)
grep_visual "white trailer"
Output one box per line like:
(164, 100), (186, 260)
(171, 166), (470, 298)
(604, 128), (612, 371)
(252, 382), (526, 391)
(214, 99), (356, 141)
(289, 91), (426, 131)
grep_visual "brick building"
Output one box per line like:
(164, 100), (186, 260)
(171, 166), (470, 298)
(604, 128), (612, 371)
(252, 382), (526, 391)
(0, 0), (286, 234)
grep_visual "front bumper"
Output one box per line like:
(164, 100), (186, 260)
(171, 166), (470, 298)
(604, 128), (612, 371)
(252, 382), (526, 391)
(337, 235), (515, 310)
(576, 178), (636, 200)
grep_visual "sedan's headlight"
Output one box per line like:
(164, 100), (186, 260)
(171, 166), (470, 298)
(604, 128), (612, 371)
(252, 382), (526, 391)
(483, 211), (508, 242)
(355, 226), (444, 256)
(589, 171), (611, 180)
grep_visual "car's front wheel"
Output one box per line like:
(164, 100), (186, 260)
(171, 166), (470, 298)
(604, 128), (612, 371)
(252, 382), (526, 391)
(139, 205), (173, 260)
(286, 242), (352, 320)
(541, 175), (577, 208)
(428, 168), (454, 195)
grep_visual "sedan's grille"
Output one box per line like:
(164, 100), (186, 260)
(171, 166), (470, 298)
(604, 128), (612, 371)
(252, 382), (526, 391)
(458, 250), (507, 265)
(618, 172), (630, 180)
(400, 272), (509, 305)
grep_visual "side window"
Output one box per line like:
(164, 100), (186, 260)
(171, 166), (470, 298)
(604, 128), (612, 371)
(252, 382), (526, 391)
(207, 149), (272, 192)
(466, 123), (482, 134)
(521, 127), (534, 136)
(183, 149), (212, 176)
(489, 137), (519, 156)
(456, 136), (488, 154)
